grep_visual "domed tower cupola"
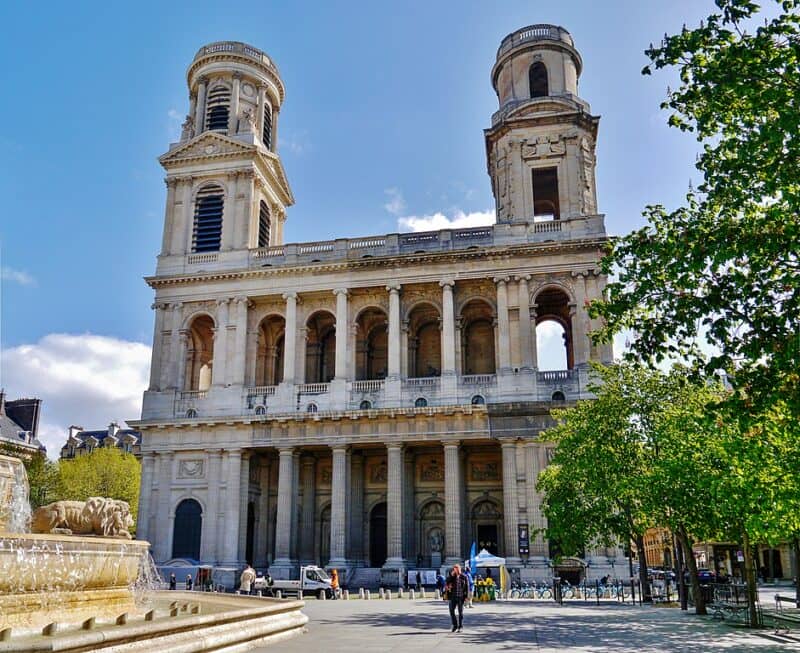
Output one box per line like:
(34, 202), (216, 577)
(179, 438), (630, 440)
(157, 42), (293, 263)
(485, 25), (600, 224)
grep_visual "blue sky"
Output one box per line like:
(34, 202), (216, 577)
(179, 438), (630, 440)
(0, 0), (718, 452)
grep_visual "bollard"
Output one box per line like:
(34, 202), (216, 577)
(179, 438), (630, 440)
(421, 588), (426, 599)
(257, 590), (262, 597)
(365, 590), (371, 600)
(275, 590), (282, 599)
(410, 589), (415, 600)
(343, 589), (350, 600)
(398, 588), (404, 599)
(435, 589), (441, 600)
(359, 588), (365, 599)
(319, 589), (327, 601)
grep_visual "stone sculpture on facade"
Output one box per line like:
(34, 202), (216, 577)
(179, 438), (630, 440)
(31, 497), (135, 539)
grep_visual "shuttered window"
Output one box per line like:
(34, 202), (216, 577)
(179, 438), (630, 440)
(205, 85), (231, 131)
(192, 185), (224, 252)
(262, 104), (272, 149)
(258, 200), (271, 247)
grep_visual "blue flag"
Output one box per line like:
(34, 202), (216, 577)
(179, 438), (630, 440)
(469, 541), (477, 574)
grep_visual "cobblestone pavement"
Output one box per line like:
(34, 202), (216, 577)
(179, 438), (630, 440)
(265, 596), (800, 652)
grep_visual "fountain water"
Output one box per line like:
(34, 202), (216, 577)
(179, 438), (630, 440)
(0, 454), (308, 651)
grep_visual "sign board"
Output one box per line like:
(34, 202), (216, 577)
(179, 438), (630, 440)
(407, 569), (438, 586)
(736, 550), (744, 563)
(518, 524), (530, 556)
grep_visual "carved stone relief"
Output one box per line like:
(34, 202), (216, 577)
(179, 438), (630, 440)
(369, 462), (387, 484)
(470, 461), (500, 482)
(522, 135), (566, 160)
(177, 459), (205, 479)
(419, 459), (444, 482)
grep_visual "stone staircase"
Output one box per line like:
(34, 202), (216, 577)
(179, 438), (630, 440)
(347, 567), (382, 590)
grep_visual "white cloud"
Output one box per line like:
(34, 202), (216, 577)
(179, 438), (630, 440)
(1, 266), (36, 286)
(278, 129), (312, 156)
(398, 209), (496, 232)
(167, 108), (183, 141)
(2, 334), (151, 458)
(383, 188), (406, 216)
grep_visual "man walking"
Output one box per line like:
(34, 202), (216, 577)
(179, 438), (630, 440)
(446, 564), (469, 632)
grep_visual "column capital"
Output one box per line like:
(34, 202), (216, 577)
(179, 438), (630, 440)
(515, 274), (532, 283)
(141, 451), (156, 462)
(278, 446), (295, 456)
(571, 269), (588, 279)
(233, 295), (251, 305)
(215, 297), (231, 307)
(197, 75), (209, 85)
(207, 449), (223, 459)
(386, 442), (404, 453)
(232, 71), (243, 80)
(439, 279), (455, 289)
(171, 302), (184, 312)
(282, 291), (298, 302)
(330, 444), (349, 454)
(499, 438), (519, 449)
(226, 447), (243, 457)
(494, 275), (510, 286)
(443, 440), (461, 450)
(164, 177), (179, 189)
(386, 284), (401, 294)
(151, 301), (169, 311)
(333, 288), (349, 297)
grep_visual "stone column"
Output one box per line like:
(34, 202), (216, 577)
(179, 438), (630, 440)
(333, 289), (348, 381)
(282, 293), (298, 384)
(221, 449), (242, 566)
(194, 76), (207, 133)
(387, 285), (401, 379)
(232, 296), (249, 386)
(329, 446), (349, 567)
(211, 299), (230, 387)
(444, 442), (462, 566)
(495, 277), (512, 373)
(160, 179), (178, 256)
(171, 177), (193, 256)
(440, 280), (456, 375)
(571, 271), (590, 366)
(501, 440), (522, 565)
(349, 453), (364, 565)
(165, 303), (183, 390)
(299, 455), (316, 564)
(531, 304), (539, 370)
(524, 442), (547, 558)
(517, 275), (534, 371)
(384, 443), (405, 568)
(272, 448), (296, 572)
(271, 108), (279, 152)
(137, 453), (155, 543)
(256, 86), (267, 145)
(175, 330), (189, 392)
(202, 450), (222, 563)
(404, 451), (416, 565)
(229, 73), (241, 135)
(220, 173), (238, 251)
(237, 452), (250, 563)
(156, 451), (174, 562)
(148, 303), (167, 391)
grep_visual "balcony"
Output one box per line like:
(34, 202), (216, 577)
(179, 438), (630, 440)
(297, 383), (329, 395)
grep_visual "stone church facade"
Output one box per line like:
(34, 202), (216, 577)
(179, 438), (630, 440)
(133, 25), (621, 585)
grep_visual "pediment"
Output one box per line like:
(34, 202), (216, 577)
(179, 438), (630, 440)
(159, 132), (257, 165)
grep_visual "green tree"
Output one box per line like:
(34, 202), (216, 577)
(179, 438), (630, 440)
(57, 448), (141, 529)
(592, 0), (800, 416)
(0, 444), (59, 509)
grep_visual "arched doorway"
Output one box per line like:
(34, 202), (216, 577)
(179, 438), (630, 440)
(369, 502), (387, 567)
(472, 499), (502, 556)
(305, 311), (336, 383)
(534, 287), (574, 370)
(419, 500), (445, 567)
(172, 499), (202, 560)
(460, 299), (496, 375)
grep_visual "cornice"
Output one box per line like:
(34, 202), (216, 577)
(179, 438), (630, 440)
(145, 237), (608, 289)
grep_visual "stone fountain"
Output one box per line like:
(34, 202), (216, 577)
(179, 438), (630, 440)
(0, 454), (307, 651)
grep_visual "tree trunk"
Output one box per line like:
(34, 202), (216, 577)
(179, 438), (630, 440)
(676, 525), (705, 615)
(793, 536), (800, 608)
(675, 532), (687, 610)
(635, 532), (652, 603)
(742, 531), (759, 627)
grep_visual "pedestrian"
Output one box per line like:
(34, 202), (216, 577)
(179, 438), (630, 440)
(445, 564), (469, 633)
(239, 564), (256, 595)
(186, 574), (194, 591)
(416, 571), (422, 592)
(464, 567), (474, 608)
(436, 572), (446, 595)
(169, 573), (177, 590)
(330, 568), (340, 599)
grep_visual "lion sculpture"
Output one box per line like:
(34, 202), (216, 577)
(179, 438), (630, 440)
(31, 497), (134, 539)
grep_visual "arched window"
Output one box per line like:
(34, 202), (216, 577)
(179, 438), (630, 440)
(186, 409), (198, 418)
(258, 200), (271, 248)
(551, 391), (566, 402)
(534, 287), (574, 370)
(256, 315), (285, 386)
(460, 300), (496, 375)
(305, 311), (336, 383)
(529, 62), (548, 98)
(172, 499), (202, 560)
(255, 405), (266, 415)
(262, 104), (272, 149)
(471, 394), (486, 405)
(206, 84), (231, 131)
(184, 315), (215, 391)
(306, 403), (318, 413)
(355, 308), (389, 381)
(414, 397), (428, 408)
(192, 185), (224, 252)
(359, 400), (372, 410)
(407, 303), (441, 378)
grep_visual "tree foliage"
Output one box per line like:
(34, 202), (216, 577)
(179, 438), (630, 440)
(57, 448), (141, 529)
(592, 0), (800, 415)
(0, 445), (59, 509)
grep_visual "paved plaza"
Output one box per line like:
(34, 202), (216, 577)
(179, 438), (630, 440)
(268, 596), (800, 652)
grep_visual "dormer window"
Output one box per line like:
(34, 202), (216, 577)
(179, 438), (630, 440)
(262, 104), (272, 150)
(529, 62), (548, 98)
(258, 200), (271, 248)
(192, 185), (224, 252)
(205, 84), (231, 131)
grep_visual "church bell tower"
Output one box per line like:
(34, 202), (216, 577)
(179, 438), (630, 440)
(485, 25), (599, 223)
(157, 42), (294, 269)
